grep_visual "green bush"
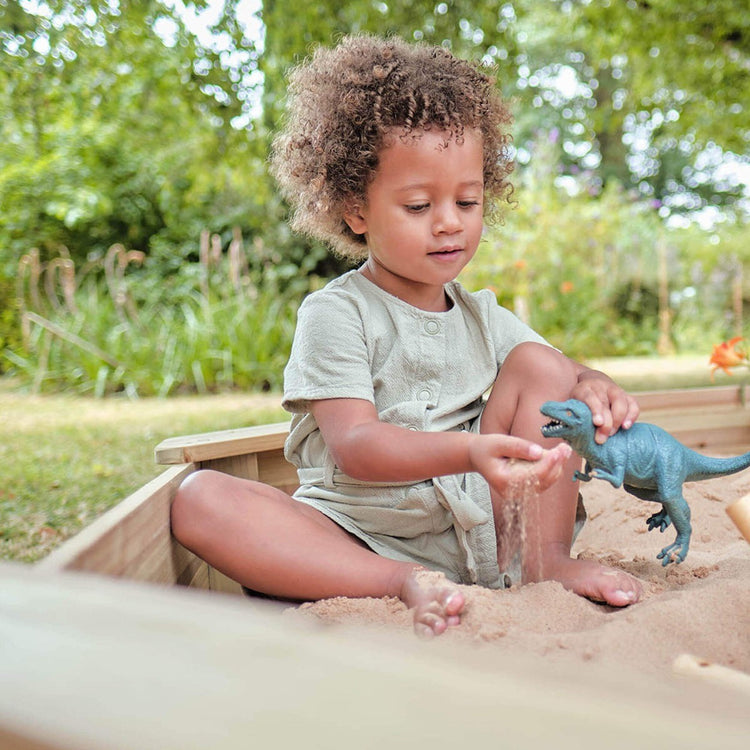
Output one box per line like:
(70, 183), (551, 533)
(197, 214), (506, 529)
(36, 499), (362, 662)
(0, 276), (21, 373)
(460, 165), (749, 360)
(4, 239), (304, 395)
(5, 172), (749, 394)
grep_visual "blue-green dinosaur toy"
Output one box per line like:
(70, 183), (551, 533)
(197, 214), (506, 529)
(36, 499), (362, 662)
(540, 398), (750, 566)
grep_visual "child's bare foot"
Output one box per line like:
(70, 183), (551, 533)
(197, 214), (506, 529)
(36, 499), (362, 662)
(400, 567), (465, 637)
(542, 556), (642, 607)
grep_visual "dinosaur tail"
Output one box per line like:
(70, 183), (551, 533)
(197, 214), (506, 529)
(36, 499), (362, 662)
(685, 448), (750, 482)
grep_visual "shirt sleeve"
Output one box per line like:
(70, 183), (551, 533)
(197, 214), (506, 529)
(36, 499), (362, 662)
(282, 289), (375, 413)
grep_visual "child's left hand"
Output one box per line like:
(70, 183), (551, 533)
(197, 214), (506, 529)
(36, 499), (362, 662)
(570, 370), (640, 445)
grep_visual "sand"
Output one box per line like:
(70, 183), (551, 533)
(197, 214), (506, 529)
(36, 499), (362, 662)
(286, 467), (750, 679)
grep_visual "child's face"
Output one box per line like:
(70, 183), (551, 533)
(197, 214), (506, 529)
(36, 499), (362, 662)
(344, 128), (485, 310)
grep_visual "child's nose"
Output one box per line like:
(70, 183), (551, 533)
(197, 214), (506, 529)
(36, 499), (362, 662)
(433, 204), (462, 234)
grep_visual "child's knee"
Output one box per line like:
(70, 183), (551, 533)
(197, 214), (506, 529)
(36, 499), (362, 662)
(502, 342), (577, 394)
(485, 343), (578, 434)
(170, 469), (222, 543)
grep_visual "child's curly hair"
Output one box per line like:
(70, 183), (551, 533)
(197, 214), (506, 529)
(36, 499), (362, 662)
(270, 34), (514, 259)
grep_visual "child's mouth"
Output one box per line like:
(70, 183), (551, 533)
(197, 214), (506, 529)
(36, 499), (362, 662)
(429, 248), (463, 259)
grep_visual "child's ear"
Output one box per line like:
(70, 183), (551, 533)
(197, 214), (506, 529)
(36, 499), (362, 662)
(343, 202), (367, 235)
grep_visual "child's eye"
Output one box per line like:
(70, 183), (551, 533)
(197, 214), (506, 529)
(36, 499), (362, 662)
(457, 200), (480, 208)
(405, 203), (429, 213)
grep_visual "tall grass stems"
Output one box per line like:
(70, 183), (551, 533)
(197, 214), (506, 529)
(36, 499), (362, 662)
(7, 236), (301, 395)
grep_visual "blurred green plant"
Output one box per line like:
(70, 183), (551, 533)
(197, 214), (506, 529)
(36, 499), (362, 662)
(5, 230), (309, 396)
(5, 137), (750, 393)
(460, 136), (750, 360)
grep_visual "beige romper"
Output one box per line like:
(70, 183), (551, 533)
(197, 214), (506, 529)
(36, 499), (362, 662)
(282, 270), (548, 588)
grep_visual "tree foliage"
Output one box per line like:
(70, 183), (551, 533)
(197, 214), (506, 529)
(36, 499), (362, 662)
(0, 0), (266, 270)
(259, 0), (523, 126)
(3, 0), (747, 271)
(567, 0), (749, 153)
(554, 0), (750, 208)
(261, 0), (749, 208)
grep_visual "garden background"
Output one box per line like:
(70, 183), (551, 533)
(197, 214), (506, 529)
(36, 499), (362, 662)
(1, 0), (749, 560)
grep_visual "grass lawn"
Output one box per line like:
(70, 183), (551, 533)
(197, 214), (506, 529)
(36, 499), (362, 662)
(584, 353), (719, 392)
(0, 353), (726, 564)
(0, 378), (287, 563)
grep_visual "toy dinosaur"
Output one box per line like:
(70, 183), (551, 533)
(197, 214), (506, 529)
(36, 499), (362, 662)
(539, 398), (750, 566)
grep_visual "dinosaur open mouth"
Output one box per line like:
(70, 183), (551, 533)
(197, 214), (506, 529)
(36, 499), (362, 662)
(541, 419), (564, 436)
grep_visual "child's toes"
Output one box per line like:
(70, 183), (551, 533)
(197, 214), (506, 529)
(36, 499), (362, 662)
(597, 570), (642, 606)
(414, 606), (447, 637)
(441, 590), (464, 617)
(403, 568), (466, 635)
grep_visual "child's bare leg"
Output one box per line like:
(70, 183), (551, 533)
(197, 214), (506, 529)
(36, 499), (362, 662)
(170, 470), (464, 635)
(482, 342), (642, 606)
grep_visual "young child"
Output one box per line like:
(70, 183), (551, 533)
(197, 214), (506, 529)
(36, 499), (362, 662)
(171, 34), (643, 637)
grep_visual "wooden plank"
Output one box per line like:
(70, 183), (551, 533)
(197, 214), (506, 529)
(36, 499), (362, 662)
(39, 464), (195, 585)
(1, 563), (748, 750)
(637, 385), (749, 413)
(207, 566), (245, 595)
(175, 547), (208, 588)
(676, 424), (750, 451)
(646, 406), (750, 427)
(201, 452), (260, 480)
(184, 559), (211, 590)
(643, 407), (750, 450)
(155, 421), (290, 464)
(257, 448), (299, 492)
(153, 388), (748, 466)
(124, 529), (197, 586)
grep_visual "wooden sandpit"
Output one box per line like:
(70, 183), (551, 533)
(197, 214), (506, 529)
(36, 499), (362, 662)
(1, 387), (747, 749)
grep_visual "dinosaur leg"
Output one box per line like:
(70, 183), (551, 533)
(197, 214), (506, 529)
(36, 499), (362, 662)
(647, 507), (671, 533)
(622, 485), (672, 532)
(574, 461), (593, 482)
(655, 495), (692, 566)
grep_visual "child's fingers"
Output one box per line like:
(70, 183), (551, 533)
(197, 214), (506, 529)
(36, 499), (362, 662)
(618, 395), (640, 431)
(594, 424), (611, 444)
(499, 443), (572, 490)
(489, 434), (545, 461)
(532, 444), (573, 487)
(472, 437), (573, 496)
(573, 378), (640, 441)
(590, 407), (612, 444)
(596, 393), (640, 440)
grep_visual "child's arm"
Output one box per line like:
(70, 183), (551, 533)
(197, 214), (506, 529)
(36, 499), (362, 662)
(310, 397), (571, 497)
(569, 361), (640, 444)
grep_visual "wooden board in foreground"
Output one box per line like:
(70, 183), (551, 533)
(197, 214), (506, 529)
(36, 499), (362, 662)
(1, 563), (748, 750)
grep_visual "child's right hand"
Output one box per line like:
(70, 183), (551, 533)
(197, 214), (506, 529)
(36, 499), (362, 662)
(468, 435), (572, 498)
